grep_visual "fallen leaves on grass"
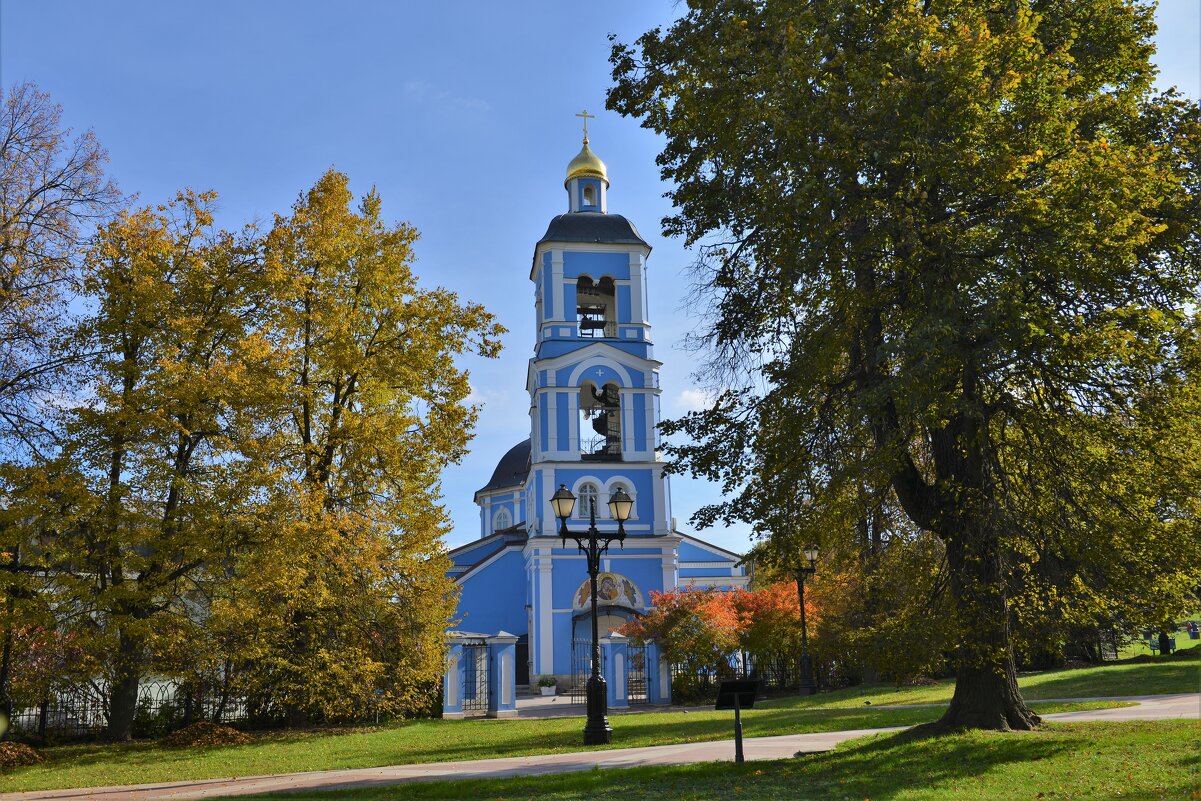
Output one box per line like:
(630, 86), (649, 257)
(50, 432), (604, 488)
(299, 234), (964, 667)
(162, 722), (252, 748)
(0, 741), (46, 769)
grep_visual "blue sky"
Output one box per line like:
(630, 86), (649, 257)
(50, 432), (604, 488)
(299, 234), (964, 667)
(1, 1), (1197, 554)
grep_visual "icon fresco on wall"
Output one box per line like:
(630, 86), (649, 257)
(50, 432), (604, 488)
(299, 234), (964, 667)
(573, 572), (643, 611)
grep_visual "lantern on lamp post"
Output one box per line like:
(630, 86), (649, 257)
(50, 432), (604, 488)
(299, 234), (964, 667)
(797, 545), (819, 696)
(550, 483), (633, 745)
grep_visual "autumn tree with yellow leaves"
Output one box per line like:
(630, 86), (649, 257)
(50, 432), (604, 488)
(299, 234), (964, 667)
(4, 172), (503, 738)
(204, 171), (503, 724)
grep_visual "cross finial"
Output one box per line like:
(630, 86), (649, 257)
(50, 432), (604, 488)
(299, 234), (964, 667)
(575, 109), (595, 143)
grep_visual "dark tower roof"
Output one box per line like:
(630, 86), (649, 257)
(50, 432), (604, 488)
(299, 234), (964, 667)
(537, 213), (649, 248)
(476, 438), (531, 495)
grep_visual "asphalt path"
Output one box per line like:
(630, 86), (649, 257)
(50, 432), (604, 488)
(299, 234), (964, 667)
(4, 693), (1197, 801)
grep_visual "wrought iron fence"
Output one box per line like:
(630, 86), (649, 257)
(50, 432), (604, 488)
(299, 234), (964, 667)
(10, 677), (280, 743)
(569, 639), (607, 703)
(461, 639), (490, 716)
(626, 642), (647, 705)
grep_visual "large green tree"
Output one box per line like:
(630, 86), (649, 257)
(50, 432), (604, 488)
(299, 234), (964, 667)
(610, 0), (1201, 729)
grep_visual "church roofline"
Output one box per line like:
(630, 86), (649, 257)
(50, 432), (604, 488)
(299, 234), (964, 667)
(527, 342), (663, 375)
(674, 530), (746, 562)
(447, 525), (528, 559)
(529, 216), (651, 280)
(452, 530), (527, 584)
(537, 213), (649, 248)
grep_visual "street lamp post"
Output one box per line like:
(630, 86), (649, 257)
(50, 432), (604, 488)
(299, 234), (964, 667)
(550, 483), (633, 745)
(796, 545), (819, 696)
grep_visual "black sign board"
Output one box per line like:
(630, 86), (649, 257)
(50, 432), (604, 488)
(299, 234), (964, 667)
(715, 679), (759, 710)
(715, 679), (760, 764)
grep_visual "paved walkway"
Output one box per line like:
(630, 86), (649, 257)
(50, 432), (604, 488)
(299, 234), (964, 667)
(5, 694), (1197, 801)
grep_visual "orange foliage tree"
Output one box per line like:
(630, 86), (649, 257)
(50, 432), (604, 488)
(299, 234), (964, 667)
(621, 582), (816, 698)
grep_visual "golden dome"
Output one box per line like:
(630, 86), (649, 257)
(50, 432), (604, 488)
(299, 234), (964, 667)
(566, 139), (608, 184)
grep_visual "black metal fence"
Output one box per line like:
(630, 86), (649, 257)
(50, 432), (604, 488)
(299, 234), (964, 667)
(461, 639), (490, 716)
(570, 639), (608, 703)
(626, 642), (647, 705)
(570, 640), (649, 705)
(670, 652), (810, 703)
(10, 678), (265, 743)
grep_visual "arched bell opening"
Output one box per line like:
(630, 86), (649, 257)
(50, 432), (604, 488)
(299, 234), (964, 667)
(576, 275), (616, 338)
(579, 380), (621, 460)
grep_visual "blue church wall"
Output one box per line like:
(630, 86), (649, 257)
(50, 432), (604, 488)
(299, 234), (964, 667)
(482, 494), (520, 535)
(606, 557), (666, 597)
(562, 251), (630, 282)
(680, 567), (735, 578)
(541, 252), (553, 318)
(678, 538), (741, 563)
(554, 469), (655, 524)
(539, 402), (549, 452)
(633, 399), (647, 452)
(549, 556), (661, 609)
(551, 612), (575, 672)
(562, 280), (577, 328)
(455, 549), (527, 635)
(559, 363), (629, 389)
(617, 285), (632, 324)
(556, 391), (570, 446)
(535, 340), (653, 361)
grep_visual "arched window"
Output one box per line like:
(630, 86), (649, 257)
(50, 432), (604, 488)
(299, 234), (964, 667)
(493, 507), (512, 532)
(583, 185), (595, 206)
(577, 482), (600, 519)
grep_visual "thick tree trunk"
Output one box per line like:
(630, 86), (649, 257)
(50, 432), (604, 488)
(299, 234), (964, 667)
(105, 629), (142, 740)
(938, 529), (1040, 731)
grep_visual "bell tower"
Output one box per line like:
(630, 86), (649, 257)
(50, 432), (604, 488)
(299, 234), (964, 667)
(523, 117), (668, 540)
(518, 115), (678, 677)
(450, 114), (746, 685)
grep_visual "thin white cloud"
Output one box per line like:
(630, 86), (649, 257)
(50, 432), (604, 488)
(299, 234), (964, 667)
(672, 387), (711, 414)
(403, 80), (491, 114)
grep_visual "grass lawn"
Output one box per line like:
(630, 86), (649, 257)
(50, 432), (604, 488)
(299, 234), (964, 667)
(207, 721), (1200, 801)
(1118, 629), (1201, 659)
(764, 647), (1200, 710)
(0, 656), (1193, 794)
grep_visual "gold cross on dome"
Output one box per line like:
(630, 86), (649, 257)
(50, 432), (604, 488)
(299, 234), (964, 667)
(575, 109), (595, 142)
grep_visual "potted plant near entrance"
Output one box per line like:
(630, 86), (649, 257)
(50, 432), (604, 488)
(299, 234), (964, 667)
(538, 675), (558, 696)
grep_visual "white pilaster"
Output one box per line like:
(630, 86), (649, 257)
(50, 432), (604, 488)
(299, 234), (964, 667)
(538, 555), (554, 673)
(550, 251), (564, 322)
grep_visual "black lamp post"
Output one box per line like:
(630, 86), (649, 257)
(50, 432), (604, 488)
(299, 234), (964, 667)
(550, 483), (633, 745)
(796, 545), (819, 696)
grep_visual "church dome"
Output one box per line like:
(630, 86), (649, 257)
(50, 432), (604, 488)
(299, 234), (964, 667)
(476, 438), (531, 495)
(566, 140), (608, 184)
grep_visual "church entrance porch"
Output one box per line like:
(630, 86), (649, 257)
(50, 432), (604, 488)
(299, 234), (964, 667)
(569, 638), (648, 706)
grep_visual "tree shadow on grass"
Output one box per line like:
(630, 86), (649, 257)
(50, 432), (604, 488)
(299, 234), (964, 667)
(208, 728), (1085, 801)
(16, 706), (942, 777)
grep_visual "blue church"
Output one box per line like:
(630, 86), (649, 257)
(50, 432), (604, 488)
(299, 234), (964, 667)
(447, 124), (747, 687)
